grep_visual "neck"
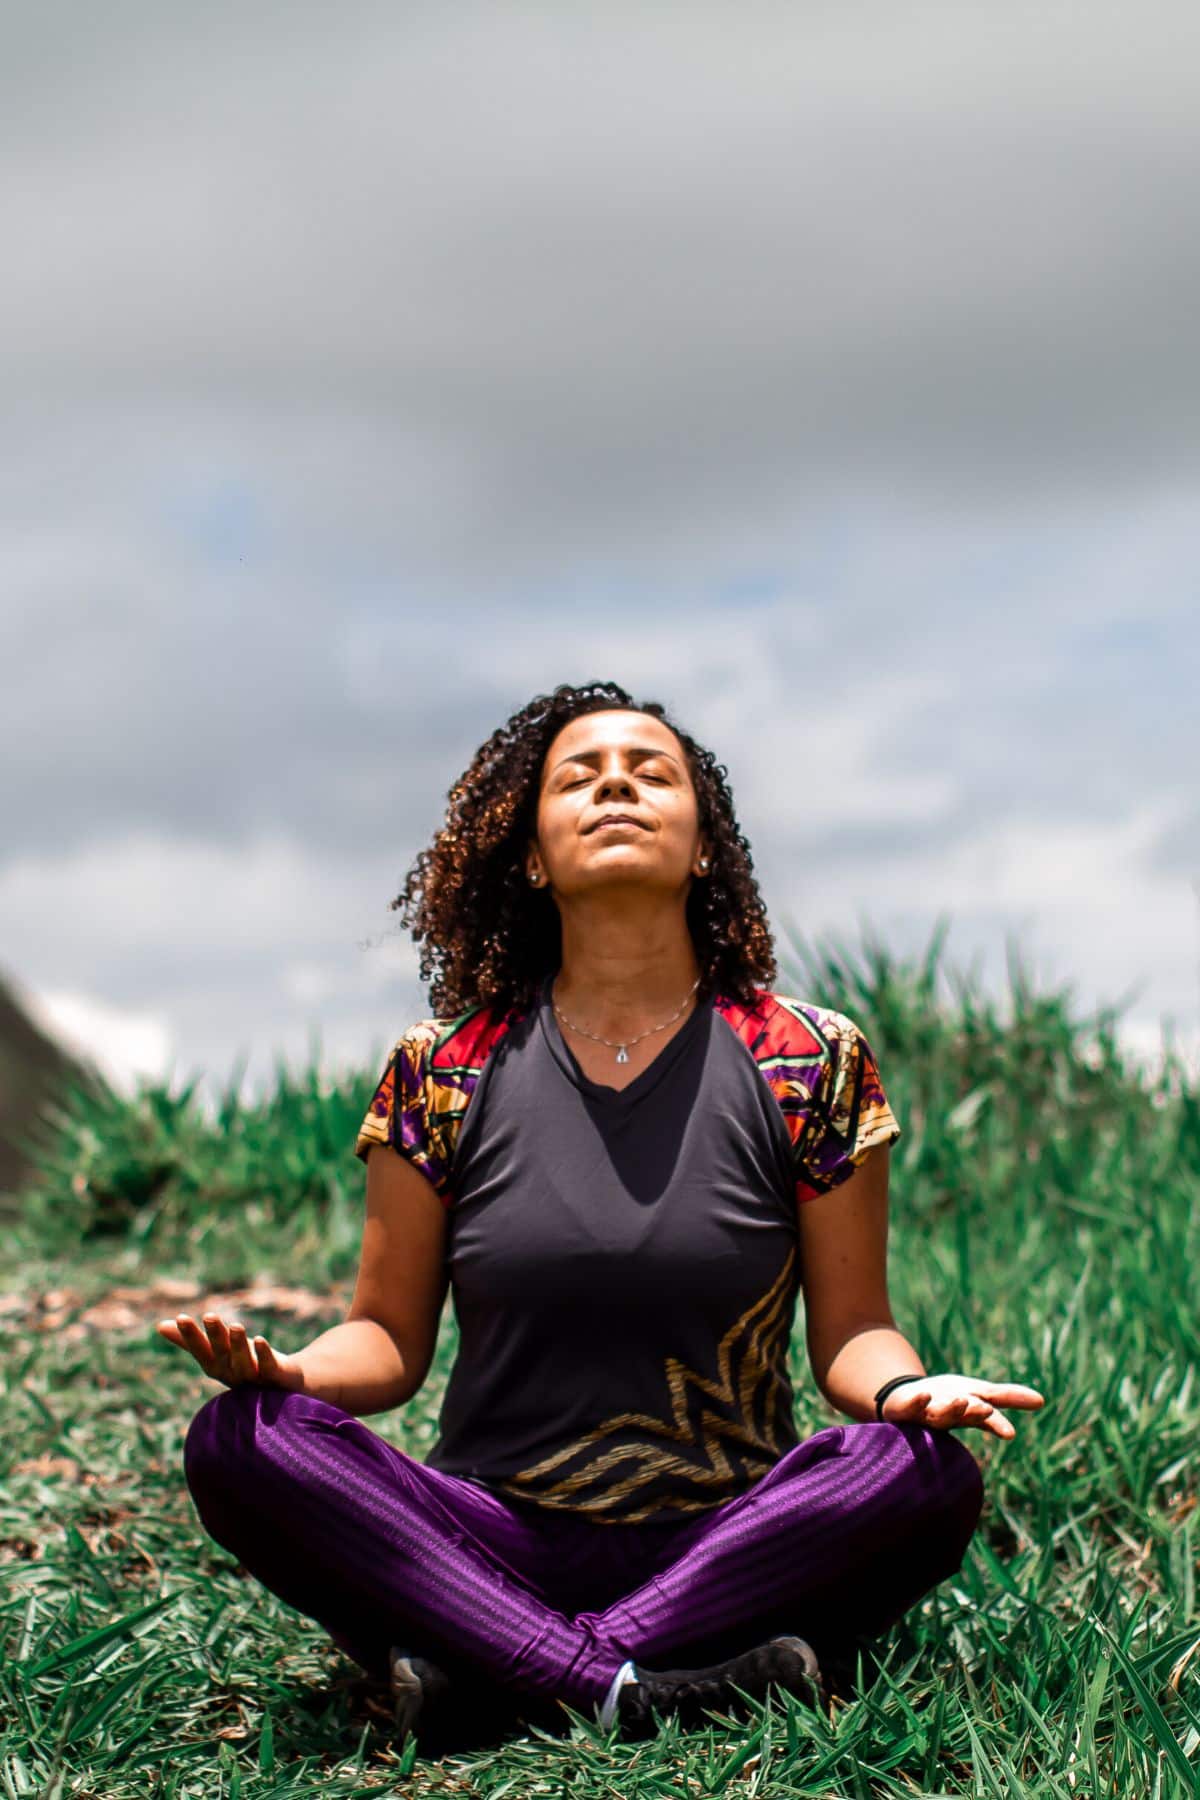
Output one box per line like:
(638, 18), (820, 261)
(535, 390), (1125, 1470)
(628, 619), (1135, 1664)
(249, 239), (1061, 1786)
(551, 892), (702, 1029)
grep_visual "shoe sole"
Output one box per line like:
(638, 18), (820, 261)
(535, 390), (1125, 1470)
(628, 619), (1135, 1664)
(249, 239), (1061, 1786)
(724, 1636), (824, 1713)
(621, 1633), (825, 1737)
(389, 1646), (453, 1739)
(389, 1645), (533, 1753)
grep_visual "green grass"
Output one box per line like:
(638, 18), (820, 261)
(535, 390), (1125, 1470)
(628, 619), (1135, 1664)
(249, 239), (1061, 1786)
(2, 917), (1199, 1796)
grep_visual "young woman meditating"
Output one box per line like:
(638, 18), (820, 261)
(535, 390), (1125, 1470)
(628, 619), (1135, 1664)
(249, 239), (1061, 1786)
(161, 679), (1044, 1750)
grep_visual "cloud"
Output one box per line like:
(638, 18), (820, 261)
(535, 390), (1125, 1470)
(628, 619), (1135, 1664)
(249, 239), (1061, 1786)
(0, 829), (412, 971)
(0, 829), (425, 1107)
(3, 3), (1200, 506)
(2, 3), (1197, 1102)
(18, 983), (174, 1096)
(4, 773), (1195, 1114)
(764, 793), (1200, 1079)
(6, 480), (1196, 861)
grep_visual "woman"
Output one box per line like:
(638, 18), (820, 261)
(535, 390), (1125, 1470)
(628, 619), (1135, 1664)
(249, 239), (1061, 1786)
(162, 680), (1044, 1751)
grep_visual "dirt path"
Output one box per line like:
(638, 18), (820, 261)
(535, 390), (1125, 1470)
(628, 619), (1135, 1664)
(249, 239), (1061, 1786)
(0, 1277), (349, 1342)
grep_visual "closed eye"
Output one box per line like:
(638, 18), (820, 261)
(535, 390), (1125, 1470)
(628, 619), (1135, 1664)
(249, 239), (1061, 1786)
(564, 772), (672, 788)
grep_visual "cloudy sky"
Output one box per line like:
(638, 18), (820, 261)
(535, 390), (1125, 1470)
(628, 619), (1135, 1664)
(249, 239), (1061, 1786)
(3, 1), (1198, 1113)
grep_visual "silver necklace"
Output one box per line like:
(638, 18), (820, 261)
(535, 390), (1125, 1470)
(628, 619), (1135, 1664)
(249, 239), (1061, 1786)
(551, 974), (703, 1063)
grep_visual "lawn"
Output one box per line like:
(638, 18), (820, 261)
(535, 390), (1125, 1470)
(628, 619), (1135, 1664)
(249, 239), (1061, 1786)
(2, 921), (1199, 1797)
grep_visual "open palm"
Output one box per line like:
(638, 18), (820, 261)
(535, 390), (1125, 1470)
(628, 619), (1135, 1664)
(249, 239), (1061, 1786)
(156, 1311), (307, 1391)
(883, 1372), (1045, 1439)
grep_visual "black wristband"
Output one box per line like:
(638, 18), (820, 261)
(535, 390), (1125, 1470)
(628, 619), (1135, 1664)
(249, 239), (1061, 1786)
(873, 1373), (928, 1421)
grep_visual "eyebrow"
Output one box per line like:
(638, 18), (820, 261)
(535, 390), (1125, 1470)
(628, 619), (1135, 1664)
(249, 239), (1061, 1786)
(551, 745), (681, 774)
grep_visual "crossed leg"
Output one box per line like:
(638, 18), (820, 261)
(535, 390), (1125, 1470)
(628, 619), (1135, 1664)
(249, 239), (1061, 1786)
(576, 1419), (985, 1676)
(182, 1385), (983, 1717)
(183, 1384), (637, 1710)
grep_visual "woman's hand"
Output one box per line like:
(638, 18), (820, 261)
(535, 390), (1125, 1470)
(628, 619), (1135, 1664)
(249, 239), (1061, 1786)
(882, 1373), (1045, 1439)
(156, 1311), (307, 1392)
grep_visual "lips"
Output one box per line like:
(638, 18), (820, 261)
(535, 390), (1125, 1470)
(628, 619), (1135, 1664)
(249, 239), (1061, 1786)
(588, 814), (648, 833)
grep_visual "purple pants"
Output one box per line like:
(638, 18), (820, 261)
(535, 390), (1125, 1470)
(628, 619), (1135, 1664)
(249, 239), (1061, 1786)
(182, 1384), (984, 1715)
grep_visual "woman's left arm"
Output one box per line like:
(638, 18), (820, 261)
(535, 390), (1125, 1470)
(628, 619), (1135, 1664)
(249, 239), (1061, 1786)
(798, 1143), (1045, 1439)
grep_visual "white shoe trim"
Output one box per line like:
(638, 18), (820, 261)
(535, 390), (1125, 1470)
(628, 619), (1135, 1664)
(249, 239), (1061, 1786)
(598, 1658), (638, 1729)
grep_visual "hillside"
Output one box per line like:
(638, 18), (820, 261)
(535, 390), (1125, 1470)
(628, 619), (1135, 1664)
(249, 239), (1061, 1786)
(0, 969), (109, 1198)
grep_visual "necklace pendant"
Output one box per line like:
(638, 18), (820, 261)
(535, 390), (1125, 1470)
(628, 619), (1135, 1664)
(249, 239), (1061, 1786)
(615, 1044), (629, 1064)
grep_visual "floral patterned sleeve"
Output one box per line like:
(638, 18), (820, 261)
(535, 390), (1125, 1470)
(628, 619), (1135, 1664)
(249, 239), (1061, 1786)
(352, 1025), (453, 1200)
(796, 1011), (902, 1203)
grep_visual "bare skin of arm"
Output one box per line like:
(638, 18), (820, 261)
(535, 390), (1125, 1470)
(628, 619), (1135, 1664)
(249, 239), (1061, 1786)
(157, 1144), (449, 1417)
(798, 1143), (1044, 1438)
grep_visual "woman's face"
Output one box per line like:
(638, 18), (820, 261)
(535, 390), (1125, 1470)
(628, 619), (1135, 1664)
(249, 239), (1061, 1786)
(527, 709), (710, 897)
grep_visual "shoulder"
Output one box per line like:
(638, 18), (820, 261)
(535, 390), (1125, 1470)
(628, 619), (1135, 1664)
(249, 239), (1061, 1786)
(354, 998), (525, 1177)
(400, 999), (524, 1086)
(370, 1000), (520, 1104)
(353, 1019), (445, 1162)
(731, 990), (893, 1114)
(712, 988), (873, 1073)
(714, 989), (900, 1198)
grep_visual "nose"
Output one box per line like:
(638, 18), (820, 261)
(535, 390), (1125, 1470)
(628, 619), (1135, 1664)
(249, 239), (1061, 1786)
(594, 768), (639, 804)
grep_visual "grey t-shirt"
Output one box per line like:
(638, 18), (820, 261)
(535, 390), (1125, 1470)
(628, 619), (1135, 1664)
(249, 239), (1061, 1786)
(425, 972), (804, 1526)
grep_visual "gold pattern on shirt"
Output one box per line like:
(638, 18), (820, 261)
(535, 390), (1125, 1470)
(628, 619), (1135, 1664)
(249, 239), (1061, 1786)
(492, 1244), (798, 1523)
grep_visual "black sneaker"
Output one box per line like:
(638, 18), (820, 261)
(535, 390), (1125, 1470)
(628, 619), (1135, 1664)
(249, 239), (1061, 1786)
(388, 1645), (453, 1743)
(388, 1644), (549, 1754)
(616, 1634), (824, 1738)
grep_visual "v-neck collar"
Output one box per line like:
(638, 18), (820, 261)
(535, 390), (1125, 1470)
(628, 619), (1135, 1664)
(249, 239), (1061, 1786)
(537, 970), (714, 1106)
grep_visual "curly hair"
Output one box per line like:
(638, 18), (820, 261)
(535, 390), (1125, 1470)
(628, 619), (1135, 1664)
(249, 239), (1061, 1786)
(390, 680), (778, 1019)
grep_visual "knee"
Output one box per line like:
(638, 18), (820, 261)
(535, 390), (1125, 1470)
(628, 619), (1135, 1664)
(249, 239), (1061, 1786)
(183, 1382), (301, 1489)
(920, 1425), (984, 1542)
(183, 1382), (257, 1500)
(857, 1420), (985, 1545)
(182, 1382), (352, 1500)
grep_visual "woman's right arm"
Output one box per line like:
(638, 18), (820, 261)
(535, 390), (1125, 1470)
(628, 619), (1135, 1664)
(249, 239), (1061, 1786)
(159, 1145), (449, 1412)
(292, 1144), (450, 1415)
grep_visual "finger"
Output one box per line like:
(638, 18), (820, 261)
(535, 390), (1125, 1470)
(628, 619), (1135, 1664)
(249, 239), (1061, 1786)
(946, 1397), (999, 1429)
(205, 1314), (251, 1378)
(968, 1384), (1045, 1407)
(202, 1313), (232, 1360)
(170, 1315), (218, 1374)
(893, 1387), (933, 1410)
(225, 1322), (259, 1381)
(200, 1313), (243, 1385)
(971, 1392), (1043, 1414)
(927, 1397), (973, 1427)
(979, 1407), (1015, 1439)
(903, 1389), (1010, 1432)
(253, 1337), (297, 1388)
(886, 1388), (932, 1419)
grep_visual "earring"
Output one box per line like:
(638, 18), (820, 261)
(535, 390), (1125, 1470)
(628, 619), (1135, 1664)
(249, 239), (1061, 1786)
(699, 859), (710, 871)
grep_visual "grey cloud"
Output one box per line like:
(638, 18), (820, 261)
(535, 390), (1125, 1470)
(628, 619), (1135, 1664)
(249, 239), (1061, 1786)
(2, 4), (1200, 508)
(4, 437), (1197, 869)
(3, 1), (1199, 1097)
